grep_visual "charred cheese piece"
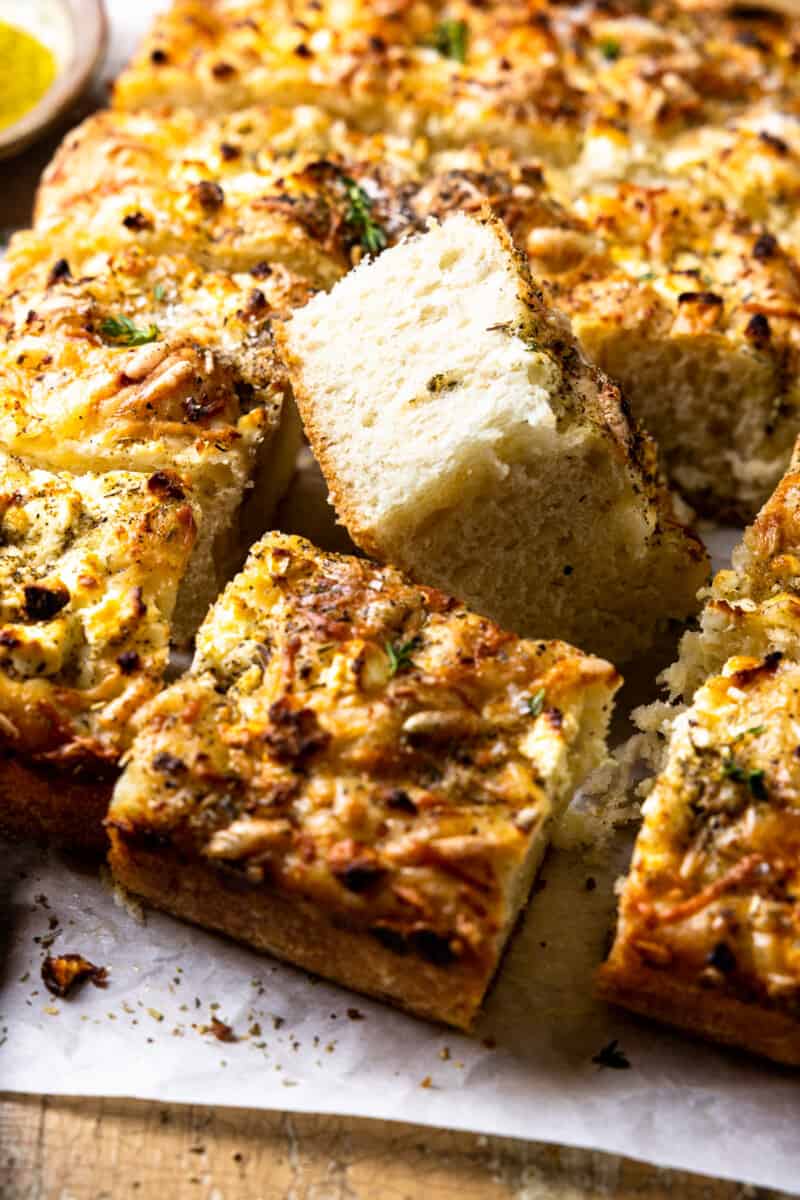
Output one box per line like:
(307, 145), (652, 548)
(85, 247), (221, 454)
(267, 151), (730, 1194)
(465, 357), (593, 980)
(112, 2), (799, 165)
(108, 532), (620, 1029)
(279, 212), (707, 663)
(32, 105), (592, 287)
(0, 238), (307, 636)
(599, 653), (800, 1067)
(0, 450), (197, 849)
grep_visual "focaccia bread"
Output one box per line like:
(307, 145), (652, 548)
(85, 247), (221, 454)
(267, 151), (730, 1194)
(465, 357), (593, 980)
(32, 104), (594, 287)
(549, 183), (800, 520)
(0, 238), (307, 634)
(599, 652), (800, 1067)
(666, 438), (800, 702)
(113, 2), (798, 167)
(278, 212), (707, 663)
(107, 531), (620, 1029)
(0, 451), (198, 849)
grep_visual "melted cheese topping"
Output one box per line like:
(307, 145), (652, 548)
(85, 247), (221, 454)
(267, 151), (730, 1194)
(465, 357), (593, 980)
(110, 533), (618, 971)
(0, 450), (196, 765)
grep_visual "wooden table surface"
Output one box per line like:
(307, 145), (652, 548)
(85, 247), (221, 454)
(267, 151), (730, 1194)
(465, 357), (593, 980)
(2, 80), (797, 1200)
(2, 1092), (794, 1200)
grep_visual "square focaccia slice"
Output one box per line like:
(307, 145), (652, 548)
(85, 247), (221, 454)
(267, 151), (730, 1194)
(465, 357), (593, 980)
(0, 237), (308, 637)
(32, 105), (594, 288)
(112, 0), (585, 164)
(107, 532), (620, 1029)
(278, 212), (708, 664)
(666, 437), (800, 703)
(548, 183), (800, 521)
(599, 652), (800, 1067)
(112, 2), (797, 164)
(0, 450), (197, 850)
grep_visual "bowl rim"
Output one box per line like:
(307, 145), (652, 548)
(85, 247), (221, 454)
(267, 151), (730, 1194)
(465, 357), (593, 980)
(0, 0), (108, 159)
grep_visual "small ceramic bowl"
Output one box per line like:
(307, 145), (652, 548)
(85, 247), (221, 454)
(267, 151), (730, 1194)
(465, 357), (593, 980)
(0, 0), (107, 160)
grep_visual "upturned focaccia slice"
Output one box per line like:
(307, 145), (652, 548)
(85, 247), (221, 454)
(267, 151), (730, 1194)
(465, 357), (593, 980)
(549, 182), (800, 520)
(0, 451), (198, 850)
(107, 532), (620, 1029)
(0, 237), (307, 636)
(278, 212), (707, 663)
(112, 2), (798, 165)
(32, 105), (594, 288)
(599, 653), (800, 1067)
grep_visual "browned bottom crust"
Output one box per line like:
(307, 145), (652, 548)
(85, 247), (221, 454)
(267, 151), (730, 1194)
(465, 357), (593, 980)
(597, 955), (800, 1067)
(0, 754), (113, 853)
(108, 834), (494, 1030)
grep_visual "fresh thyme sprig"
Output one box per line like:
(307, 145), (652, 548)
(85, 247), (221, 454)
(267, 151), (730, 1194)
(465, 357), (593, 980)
(342, 177), (387, 255)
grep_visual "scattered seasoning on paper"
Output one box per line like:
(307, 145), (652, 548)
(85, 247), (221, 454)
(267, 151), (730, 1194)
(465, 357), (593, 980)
(209, 1016), (237, 1042)
(592, 1039), (631, 1070)
(346, 1007), (364, 1021)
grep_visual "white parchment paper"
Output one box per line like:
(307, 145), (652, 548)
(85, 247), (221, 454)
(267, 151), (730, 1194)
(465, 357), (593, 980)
(1, 5), (799, 1191)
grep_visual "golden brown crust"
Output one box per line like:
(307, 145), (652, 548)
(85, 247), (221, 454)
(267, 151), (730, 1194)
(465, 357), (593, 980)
(0, 755), (113, 853)
(108, 837), (489, 1029)
(597, 955), (800, 1068)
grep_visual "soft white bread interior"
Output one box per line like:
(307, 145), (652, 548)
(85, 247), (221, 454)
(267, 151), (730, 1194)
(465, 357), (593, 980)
(280, 212), (708, 663)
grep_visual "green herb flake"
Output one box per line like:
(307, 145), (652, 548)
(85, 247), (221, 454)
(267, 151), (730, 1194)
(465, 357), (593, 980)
(721, 753), (768, 799)
(527, 688), (546, 718)
(153, 283), (166, 302)
(99, 314), (160, 347)
(427, 19), (469, 63)
(732, 724), (766, 742)
(747, 768), (768, 800)
(599, 38), (621, 60)
(592, 1039), (630, 1070)
(721, 756), (746, 784)
(386, 637), (420, 677)
(341, 177), (387, 255)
